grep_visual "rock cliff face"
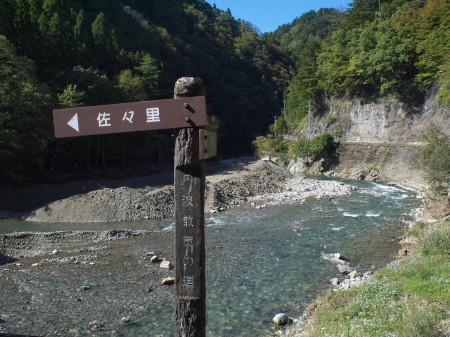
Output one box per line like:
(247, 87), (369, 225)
(314, 94), (449, 143)
(335, 142), (426, 190)
(300, 94), (449, 189)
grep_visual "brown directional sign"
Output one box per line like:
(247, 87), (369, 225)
(53, 96), (207, 138)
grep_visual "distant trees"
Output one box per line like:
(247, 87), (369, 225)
(253, 0), (449, 175)
(273, 8), (344, 129)
(278, 0), (450, 133)
(0, 0), (448, 184)
(317, 18), (417, 99)
(0, 35), (52, 183)
(399, 0), (450, 105)
(0, 0), (291, 184)
(285, 36), (321, 127)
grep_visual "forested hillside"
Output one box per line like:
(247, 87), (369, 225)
(279, 0), (450, 128)
(0, 0), (448, 185)
(0, 0), (292, 184)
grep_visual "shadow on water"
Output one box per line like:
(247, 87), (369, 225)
(0, 315), (41, 336)
(0, 332), (41, 337)
(0, 254), (16, 265)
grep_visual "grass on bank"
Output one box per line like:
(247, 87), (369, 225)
(269, 216), (449, 337)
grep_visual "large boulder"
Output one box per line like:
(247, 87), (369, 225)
(273, 313), (289, 326)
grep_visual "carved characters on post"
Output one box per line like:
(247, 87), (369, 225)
(174, 77), (207, 336)
(179, 173), (196, 297)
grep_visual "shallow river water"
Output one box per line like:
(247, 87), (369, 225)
(0, 179), (421, 336)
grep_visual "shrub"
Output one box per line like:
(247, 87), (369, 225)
(288, 137), (312, 158)
(269, 116), (288, 137)
(252, 135), (277, 158)
(253, 135), (289, 159)
(421, 229), (450, 256)
(418, 125), (450, 197)
(288, 133), (338, 161)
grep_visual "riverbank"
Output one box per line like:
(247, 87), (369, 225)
(7, 158), (352, 223)
(273, 198), (449, 337)
(0, 158), (355, 259)
(0, 170), (421, 336)
(0, 158), (429, 336)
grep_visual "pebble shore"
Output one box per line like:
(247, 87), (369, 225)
(1, 158), (357, 336)
(25, 159), (354, 223)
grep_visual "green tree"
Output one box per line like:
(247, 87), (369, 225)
(345, 0), (383, 28)
(0, 0), (16, 39)
(253, 135), (277, 158)
(13, 0), (42, 59)
(38, 0), (74, 66)
(277, 9), (343, 57)
(213, 7), (237, 47)
(69, 66), (118, 105)
(117, 69), (147, 102)
(91, 12), (119, 72)
(58, 84), (85, 108)
(286, 36), (321, 127)
(0, 35), (52, 182)
(419, 124), (450, 197)
(415, 0), (450, 88)
(436, 55), (450, 106)
(234, 22), (259, 60)
(270, 116), (288, 137)
(135, 53), (162, 98)
(393, 0), (450, 99)
(73, 9), (93, 65)
(288, 133), (337, 161)
(91, 12), (109, 46)
(316, 29), (353, 97)
(356, 19), (417, 98)
(317, 3), (422, 101)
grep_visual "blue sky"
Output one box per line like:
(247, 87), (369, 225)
(205, 0), (351, 33)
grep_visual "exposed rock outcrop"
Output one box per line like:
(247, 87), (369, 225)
(290, 95), (449, 190)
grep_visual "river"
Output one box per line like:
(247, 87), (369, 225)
(0, 179), (421, 336)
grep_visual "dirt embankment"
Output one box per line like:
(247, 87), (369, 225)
(20, 159), (290, 223)
(332, 142), (427, 191)
(11, 158), (353, 223)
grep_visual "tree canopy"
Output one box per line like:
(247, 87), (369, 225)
(0, 0), (293, 183)
(0, 0), (447, 184)
(277, 0), (449, 130)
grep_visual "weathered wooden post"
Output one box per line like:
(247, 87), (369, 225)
(52, 76), (210, 336)
(173, 77), (206, 336)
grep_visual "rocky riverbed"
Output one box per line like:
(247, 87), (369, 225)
(0, 230), (176, 336)
(0, 158), (361, 336)
(1, 158), (356, 280)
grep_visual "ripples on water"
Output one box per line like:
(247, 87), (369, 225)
(0, 180), (421, 336)
(204, 181), (419, 336)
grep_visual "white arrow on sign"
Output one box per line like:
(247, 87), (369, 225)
(67, 113), (79, 132)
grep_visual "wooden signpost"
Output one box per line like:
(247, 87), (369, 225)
(173, 77), (206, 336)
(53, 77), (212, 337)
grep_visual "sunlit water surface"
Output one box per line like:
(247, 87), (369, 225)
(0, 180), (421, 336)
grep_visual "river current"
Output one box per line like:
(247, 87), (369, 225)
(0, 179), (421, 336)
